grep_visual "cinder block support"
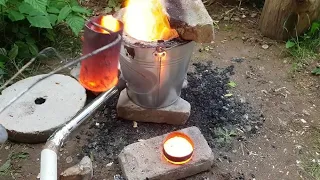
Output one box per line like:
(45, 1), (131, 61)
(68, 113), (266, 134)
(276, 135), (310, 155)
(117, 89), (191, 125)
(118, 126), (214, 180)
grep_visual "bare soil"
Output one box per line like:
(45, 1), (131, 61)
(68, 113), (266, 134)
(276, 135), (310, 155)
(1, 3), (320, 180)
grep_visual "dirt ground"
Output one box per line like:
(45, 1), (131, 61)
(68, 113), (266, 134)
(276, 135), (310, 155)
(1, 3), (320, 180)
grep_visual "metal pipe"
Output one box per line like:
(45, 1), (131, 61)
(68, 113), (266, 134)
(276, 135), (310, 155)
(40, 79), (126, 180)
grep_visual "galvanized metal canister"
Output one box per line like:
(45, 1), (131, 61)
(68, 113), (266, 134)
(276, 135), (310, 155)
(119, 39), (195, 108)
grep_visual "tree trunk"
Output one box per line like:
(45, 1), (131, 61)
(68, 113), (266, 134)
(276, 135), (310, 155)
(259, 0), (320, 40)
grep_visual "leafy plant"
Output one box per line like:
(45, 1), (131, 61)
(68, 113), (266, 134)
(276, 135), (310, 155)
(214, 127), (237, 144)
(0, 0), (91, 84)
(228, 81), (237, 88)
(312, 67), (320, 75)
(105, 0), (122, 13)
(285, 21), (320, 71)
(1, 0), (91, 35)
(0, 152), (29, 176)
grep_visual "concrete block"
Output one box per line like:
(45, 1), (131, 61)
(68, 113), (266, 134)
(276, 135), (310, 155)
(161, 0), (214, 43)
(0, 74), (86, 143)
(118, 126), (214, 180)
(60, 156), (93, 180)
(117, 89), (190, 125)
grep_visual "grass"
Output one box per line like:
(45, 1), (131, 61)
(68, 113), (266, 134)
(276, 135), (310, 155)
(286, 21), (320, 72)
(300, 127), (320, 179)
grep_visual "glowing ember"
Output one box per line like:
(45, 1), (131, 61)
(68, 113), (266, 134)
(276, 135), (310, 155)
(163, 132), (194, 165)
(96, 15), (121, 34)
(79, 15), (122, 92)
(123, 0), (178, 41)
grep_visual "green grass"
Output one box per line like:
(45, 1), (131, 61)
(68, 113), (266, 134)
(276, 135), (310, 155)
(300, 127), (320, 179)
(286, 21), (320, 72)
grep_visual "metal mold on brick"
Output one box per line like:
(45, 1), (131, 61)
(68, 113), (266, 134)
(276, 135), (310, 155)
(118, 126), (214, 180)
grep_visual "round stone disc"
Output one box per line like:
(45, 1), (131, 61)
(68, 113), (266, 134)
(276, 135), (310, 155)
(0, 74), (87, 143)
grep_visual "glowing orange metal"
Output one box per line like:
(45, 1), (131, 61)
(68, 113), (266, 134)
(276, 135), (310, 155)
(162, 132), (194, 165)
(79, 15), (122, 92)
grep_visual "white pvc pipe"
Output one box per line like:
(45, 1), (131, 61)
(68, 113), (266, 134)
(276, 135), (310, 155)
(40, 149), (57, 180)
(39, 80), (126, 180)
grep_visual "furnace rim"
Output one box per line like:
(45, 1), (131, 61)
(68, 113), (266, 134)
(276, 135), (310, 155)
(122, 33), (191, 49)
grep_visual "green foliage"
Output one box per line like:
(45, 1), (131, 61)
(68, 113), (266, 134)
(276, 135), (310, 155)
(299, 128), (320, 179)
(214, 127), (237, 144)
(105, 0), (122, 13)
(286, 21), (320, 71)
(312, 67), (320, 75)
(0, 0), (91, 35)
(0, 0), (91, 84)
(228, 81), (237, 88)
(0, 152), (29, 176)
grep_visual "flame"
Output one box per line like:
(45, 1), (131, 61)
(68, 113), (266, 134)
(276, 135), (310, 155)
(95, 15), (121, 34)
(123, 0), (178, 41)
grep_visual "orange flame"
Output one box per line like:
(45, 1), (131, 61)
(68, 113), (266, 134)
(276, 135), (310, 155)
(95, 15), (121, 34)
(123, 0), (178, 41)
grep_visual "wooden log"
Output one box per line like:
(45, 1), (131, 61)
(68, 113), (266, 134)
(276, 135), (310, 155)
(259, 0), (320, 40)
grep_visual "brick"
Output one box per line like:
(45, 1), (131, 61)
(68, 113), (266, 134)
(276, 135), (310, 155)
(117, 89), (190, 125)
(161, 0), (214, 43)
(118, 126), (214, 180)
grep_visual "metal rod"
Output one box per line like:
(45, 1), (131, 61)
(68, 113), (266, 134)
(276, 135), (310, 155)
(0, 34), (122, 115)
(40, 78), (126, 180)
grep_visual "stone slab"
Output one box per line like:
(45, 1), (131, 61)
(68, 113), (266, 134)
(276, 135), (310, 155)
(118, 126), (214, 180)
(161, 0), (214, 43)
(117, 89), (190, 125)
(0, 74), (86, 143)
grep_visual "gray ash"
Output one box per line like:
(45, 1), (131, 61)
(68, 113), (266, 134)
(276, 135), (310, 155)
(82, 62), (264, 164)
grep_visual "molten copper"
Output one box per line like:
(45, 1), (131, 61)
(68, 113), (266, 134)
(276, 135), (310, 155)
(163, 132), (194, 165)
(79, 15), (123, 92)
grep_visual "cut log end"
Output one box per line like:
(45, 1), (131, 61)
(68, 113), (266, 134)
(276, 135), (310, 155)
(259, 0), (320, 40)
